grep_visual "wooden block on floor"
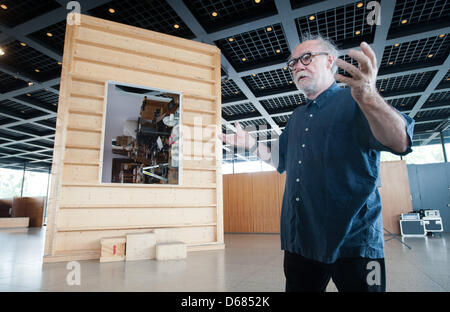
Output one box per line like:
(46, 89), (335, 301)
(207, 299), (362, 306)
(126, 232), (156, 261)
(156, 242), (187, 261)
(0, 217), (29, 228)
(100, 236), (126, 263)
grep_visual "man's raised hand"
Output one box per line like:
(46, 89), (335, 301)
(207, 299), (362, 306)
(334, 41), (379, 105)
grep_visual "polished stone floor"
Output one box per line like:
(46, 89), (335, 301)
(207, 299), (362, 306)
(0, 227), (448, 292)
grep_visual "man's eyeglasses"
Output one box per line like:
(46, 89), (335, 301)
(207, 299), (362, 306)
(287, 52), (329, 70)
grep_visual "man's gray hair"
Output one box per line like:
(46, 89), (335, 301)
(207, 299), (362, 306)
(299, 33), (340, 74)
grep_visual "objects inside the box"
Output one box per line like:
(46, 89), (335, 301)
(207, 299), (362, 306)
(105, 83), (181, 184)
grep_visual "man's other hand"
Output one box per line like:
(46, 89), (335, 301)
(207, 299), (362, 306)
(218, 122), (256, 150)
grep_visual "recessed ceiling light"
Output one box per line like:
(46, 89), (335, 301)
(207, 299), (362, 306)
(380, 89), (385, 92)
(46, 32), (53, 37)
(357, 2), (364, 8)
(108, 8), (115, 14)
(276, 49), (281, 53)
(260, 86), (265, 89)
(35, 69), (40, 72)
(309, 15), (315, 21)
(20, 42), (27, 47)
(439, 34), (445, 38)
(173, 24), (179, 29)
(388, 61), (394, 65)
(394, 43), (400, 47)
(266, 27), (272, 32)
(53, 103), (57, 106)
(28, 82), (34, 86)
(58, 61), (62, 65)
(20, 110), (25, 114)
(401, 19), (408, 24)
(0, 48), (4, 56)
(428, 54), (434, 58)
(228, 37), (234, 42)
(211, 11), (218, 17)
(26, 93), (31, 97)
(289, 81), (293, 84)
(252, 74), (256, 77)
(355, 30), (361, 35)
(254, 0), (261, 3)
(242, 57), (247, 61)
(447, 77), (450, 81)
(0, 4), (7, 10)
(234, 91), (239, 94)
(401, 103), (405, 106)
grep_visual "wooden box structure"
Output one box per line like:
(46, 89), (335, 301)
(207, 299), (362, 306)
(43, 14), (224, 262)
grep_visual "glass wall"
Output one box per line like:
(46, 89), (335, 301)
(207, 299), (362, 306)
(22, 171), (51, 197)
(222, 159), (276, 174)
(404, 144), (446, 164)
(380, 151), (401, 162)
(0, 167), (51, 221)
(0, 168), (50, 199)
(0, 168), (24, 198)
(222, 162), (234, 175)
(223, 142), (449, 174)
(381, 143), (447, 165)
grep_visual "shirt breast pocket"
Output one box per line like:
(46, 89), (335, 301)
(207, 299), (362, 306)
(325, 123), (353, 160)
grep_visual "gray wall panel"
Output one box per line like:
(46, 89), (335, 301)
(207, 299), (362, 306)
(407, 163), (450, 232)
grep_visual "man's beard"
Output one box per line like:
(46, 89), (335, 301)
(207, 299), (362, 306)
(294, 71), (316, 96)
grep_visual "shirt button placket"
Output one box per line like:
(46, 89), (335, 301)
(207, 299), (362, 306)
(298, 107), (308, 206)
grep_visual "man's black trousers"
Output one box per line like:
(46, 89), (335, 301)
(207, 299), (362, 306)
(283, 250), (386, 292)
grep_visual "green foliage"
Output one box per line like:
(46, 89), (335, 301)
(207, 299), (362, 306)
(0, 168), (23, 198)
(0, 169), (49, 199)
